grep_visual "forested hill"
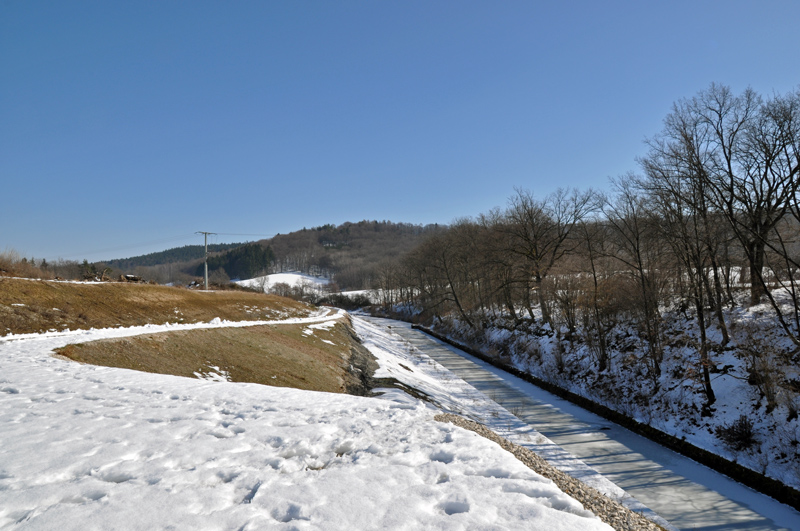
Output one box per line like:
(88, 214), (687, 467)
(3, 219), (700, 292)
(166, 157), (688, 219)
(104, 243), (246, 270)
(193, 243), (275, 281)
(265, 221), (444, 289)
(96, 221), (444, 290)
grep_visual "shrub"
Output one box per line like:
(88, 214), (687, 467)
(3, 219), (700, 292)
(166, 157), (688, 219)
(716, 415), (759, 451)
(737, 324), (782, 413)
(0, 249), (51, 279)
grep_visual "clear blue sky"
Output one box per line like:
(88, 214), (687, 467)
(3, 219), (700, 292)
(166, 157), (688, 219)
(2, 1), (798, 262)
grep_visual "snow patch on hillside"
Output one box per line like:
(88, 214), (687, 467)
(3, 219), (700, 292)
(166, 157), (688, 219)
(236, 272), (330, 293)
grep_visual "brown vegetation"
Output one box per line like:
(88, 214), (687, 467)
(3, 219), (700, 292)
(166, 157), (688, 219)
(56, 320), (372, 395)
(2, 277), (385, 396)
(0, 277), (310, 336)
(0, 250), (51, 280)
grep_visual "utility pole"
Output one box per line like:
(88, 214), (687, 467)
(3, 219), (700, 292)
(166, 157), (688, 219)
(196, 231), (216, 290)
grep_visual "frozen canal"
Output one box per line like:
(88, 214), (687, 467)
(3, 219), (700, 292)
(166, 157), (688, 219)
(366, 318), (800, 531)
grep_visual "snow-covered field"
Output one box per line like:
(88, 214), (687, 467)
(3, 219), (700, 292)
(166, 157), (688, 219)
(236, 272), (330, 293)
(0, 313), (617, 529)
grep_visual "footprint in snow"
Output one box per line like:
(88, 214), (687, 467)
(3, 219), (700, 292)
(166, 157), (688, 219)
(271, 503), (309, 523)
(430, 450), (455, 464)
(438, 497), (471, 515)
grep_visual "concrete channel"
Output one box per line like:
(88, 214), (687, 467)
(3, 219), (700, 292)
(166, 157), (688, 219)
(365, 317), (800, 531)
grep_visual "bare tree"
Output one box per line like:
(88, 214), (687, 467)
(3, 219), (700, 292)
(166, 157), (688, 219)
(651, 84), (800, 345)
(642, 101), (733, 344)
(402, 234), (453, 323)
(479, 209), (529, 324)
(503, 188), (596, 328)
(691, 84), (800, 307)
(575, 215), (618, 373)
(603, 175), (667, 381)
(642, 170), (718, 403)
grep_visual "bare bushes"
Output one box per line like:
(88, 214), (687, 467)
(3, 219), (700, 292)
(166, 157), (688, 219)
(579, 274), (626, 373)
(208, 268), (231, 286)
(0, 249), (16, 274)
(547, 275), (580, 341)
(0, 250), (51, 279)
(783, 383), (800, 422)
(0, 249), (92, 281)
(736, 323), (787, 413)
(317, 292), (373, 311)
(509, 333), (544, 370)
(716, 415), (759, 451)
(266, 280), (328, 304)
(551, 339), (567, 375)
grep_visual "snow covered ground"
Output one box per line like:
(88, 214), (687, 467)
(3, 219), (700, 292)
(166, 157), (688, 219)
(423, 294), (800, 493)
(0, 312), (618, 529)
(236, 272), (330, 293)
(354, 317), (673, 529)
(376, 318), (800, 530)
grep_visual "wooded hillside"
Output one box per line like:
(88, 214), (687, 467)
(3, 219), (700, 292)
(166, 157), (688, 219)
(266, 221), (444, 289)
(104, 243), (246, 270)
(88, 221), (442, 290)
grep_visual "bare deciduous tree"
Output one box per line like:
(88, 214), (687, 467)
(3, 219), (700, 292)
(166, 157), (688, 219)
(503, 188), (596, 327)
(603, 175), (667, 381)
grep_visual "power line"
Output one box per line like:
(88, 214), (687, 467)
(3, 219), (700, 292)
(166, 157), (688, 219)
(212, 233), (274, 237)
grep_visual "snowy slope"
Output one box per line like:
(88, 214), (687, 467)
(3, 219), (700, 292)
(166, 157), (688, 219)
(0, 314), (613, 530)
(236, 272), (330, 293)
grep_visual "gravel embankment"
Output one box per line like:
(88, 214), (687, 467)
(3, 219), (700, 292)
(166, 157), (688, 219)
(435, 413), (668, 531)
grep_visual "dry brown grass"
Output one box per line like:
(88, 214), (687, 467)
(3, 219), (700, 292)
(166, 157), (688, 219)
(57, 320), (364, 394)
(0, 278), (311, 336)
(0, 250), (50, 279)
(3, 278), (382, 396)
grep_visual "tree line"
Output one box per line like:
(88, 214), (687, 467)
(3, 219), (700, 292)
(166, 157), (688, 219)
(104, 242), (247, 270)
(377, 84), (800, 407)
(194, 242), (276, 282)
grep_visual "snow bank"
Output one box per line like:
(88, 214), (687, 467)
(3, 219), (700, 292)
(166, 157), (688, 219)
(0, 315), (612, 529)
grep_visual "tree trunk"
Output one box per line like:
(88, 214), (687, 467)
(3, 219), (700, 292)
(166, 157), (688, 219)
(535, 274), (552, 328)
(693, 288), (716, 405)
(748, 240), (767, 306)
(710, 257), (730, 345)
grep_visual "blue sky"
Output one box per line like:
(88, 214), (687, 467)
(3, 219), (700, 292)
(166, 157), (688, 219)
(2, 1), (799, 262)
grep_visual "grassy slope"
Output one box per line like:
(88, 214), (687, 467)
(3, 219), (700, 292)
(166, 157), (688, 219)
(2, 278), (374, 395)
(0, 278), (310, 336)
(57, 321), (367, 394)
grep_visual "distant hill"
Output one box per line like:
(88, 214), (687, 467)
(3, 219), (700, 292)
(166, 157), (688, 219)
(102, 243), (247, 270)
(265, 220), (444, 290)
(95, 221), (444, 290)
(193, 242), (275, 281)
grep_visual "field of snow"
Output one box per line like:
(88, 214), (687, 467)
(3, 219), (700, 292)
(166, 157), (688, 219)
(0, 313), (615, 529)
(236, 272), (330, 293)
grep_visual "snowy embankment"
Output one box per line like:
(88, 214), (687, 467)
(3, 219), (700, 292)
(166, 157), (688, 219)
(424, 293), (800, 495)
(0, 313), (615, 529)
